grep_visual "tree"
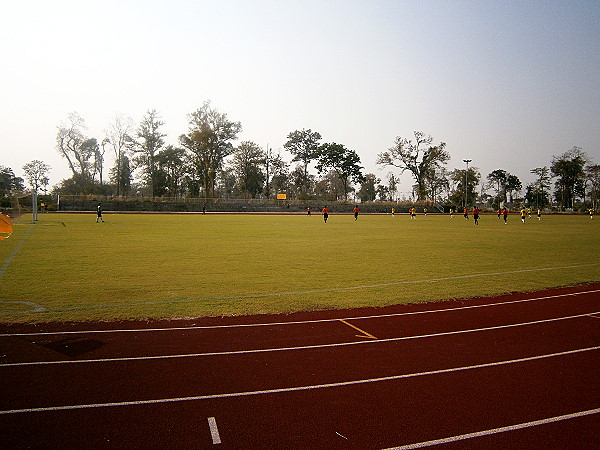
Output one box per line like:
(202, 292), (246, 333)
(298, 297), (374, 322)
(358, 173), (380, 202)
(487, 169), (508, 206)
(551, 147), (587, 209)
(283, 129), (321, 195)
(156, 146), (187, 197)
(0, 167), (24, 196)
(133, 109), (166, 197)
(22, 160), (51, 193)
(376, 131), (449, 201)
(56, 112), (87, 177)
(289, 164), (315, 198)
(315, 142), (364, 202)
(56, 113), (100, 193)
(265, 150), (289, 198)
(179, 101), (242, 200)
(387, 173), (398, 201)
(315, 171), (346, 201)
(505, 174), (522, 204)
(449, 167), (480, 207)
(105, 114), (134, 196)
(229, 141), (266, 198)
(529, 166), (551, 209)
(109, 154), (132, 195)
(585, 164), (600, 209)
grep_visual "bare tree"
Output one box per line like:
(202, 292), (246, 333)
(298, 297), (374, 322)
(377, 131), (449, 201)
(22, 160), (51, 193)
(105, 114), (135, 195)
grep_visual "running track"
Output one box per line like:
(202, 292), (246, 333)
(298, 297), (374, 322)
(1, 283), (599, 449)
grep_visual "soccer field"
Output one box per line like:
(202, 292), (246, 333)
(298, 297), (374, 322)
(0, 212), (598, 322)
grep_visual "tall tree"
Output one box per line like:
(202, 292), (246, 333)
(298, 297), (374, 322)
(22, 160), (51, 193)
(358, 173), (380, 202)
(283, 129), (321, 196)
(551, 147), (587, 209)
(449, 167), (480, 207)
(229, 141), (266, 198)
(315, 142), (364, 202)
(133, 109), (166, 197)
(585, 164), (600, 209)
(505, 174), (522, 204)
(387, 173), (398, 202)
(264, 149), (289, 199)
(376, 131), (449, 201)
(109, 154), (132, 195)
(179, 101), (242, 200)
(156, 145), (187, 197)
(56, 112), (87, 177)
(529, 166), (551, 209)
(0, 167), (24, 196)
(105, 114), (134, 196)
(487, 169), (508, 206)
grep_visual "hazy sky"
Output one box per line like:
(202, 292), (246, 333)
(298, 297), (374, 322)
(2, 0), (599, 195)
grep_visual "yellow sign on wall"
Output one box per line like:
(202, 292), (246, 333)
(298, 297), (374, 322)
(277, 194), (287, 200)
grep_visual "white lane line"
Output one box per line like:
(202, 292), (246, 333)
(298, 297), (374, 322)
(2, 311), (598, 367)
(384, 408), (600, 449)
(1, 346), (598, 415)
(2, 289), (599, 337)
(208, 417), (221, 445)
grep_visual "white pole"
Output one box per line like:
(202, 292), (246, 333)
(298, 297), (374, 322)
(32, 191), (38, 223)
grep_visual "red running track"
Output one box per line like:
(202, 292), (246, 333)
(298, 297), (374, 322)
(1, 283), (599, 449)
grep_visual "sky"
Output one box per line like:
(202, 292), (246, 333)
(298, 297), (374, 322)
(2, 0), (599, 196)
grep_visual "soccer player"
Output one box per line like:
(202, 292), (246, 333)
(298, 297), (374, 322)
(322, 206), (329, 223)
(497, 208), (502, 219)
(463, 207), (469, 220)
(391, 207), (395, 217)
(589, 209), (595, 220)
(353, 206), (359, 221)
(520, 208), (527, 223)
(423, 207), (428, 216)
(449, 208), (454, 218)
(96, 203), (105, 223)
(473, 206), (480, 225)
(307, 206), (311, 216)
(537, 209), (542, 220)
(503, 207), (509, 224)
(410, 207), (417, 220)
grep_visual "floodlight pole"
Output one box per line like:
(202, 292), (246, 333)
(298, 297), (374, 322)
(463, 159), (472, 208)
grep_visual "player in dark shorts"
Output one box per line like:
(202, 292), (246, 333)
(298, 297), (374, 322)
(353, 206), (359, 221)
(307, 206), (311, 216)
(473, 206), (480, 225)
(96, 203), (105, 223)
(322, 206), (329, 223)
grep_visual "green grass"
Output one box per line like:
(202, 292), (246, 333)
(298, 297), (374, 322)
(0, 212), (598, 322)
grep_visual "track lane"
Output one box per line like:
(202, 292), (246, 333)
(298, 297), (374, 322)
(1, 313), (598, 412)
(1, 286), (599, 365)
(1, 284), (599, 448)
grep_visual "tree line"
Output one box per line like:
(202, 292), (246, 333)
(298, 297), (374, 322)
(2, 102), (599, 210)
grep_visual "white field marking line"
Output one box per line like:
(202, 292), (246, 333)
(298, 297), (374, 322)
(2, 288), (599, 338)
(0, 224), (34, 279)
(4, 263), (598, 315)
(207, 417), (221, 445)
(2, 311), (598, 368)
(1, 346), (598, 416)
(384, 408), (600, 449)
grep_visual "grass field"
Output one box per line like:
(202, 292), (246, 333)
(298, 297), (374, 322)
(0, 211), (598, 323)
